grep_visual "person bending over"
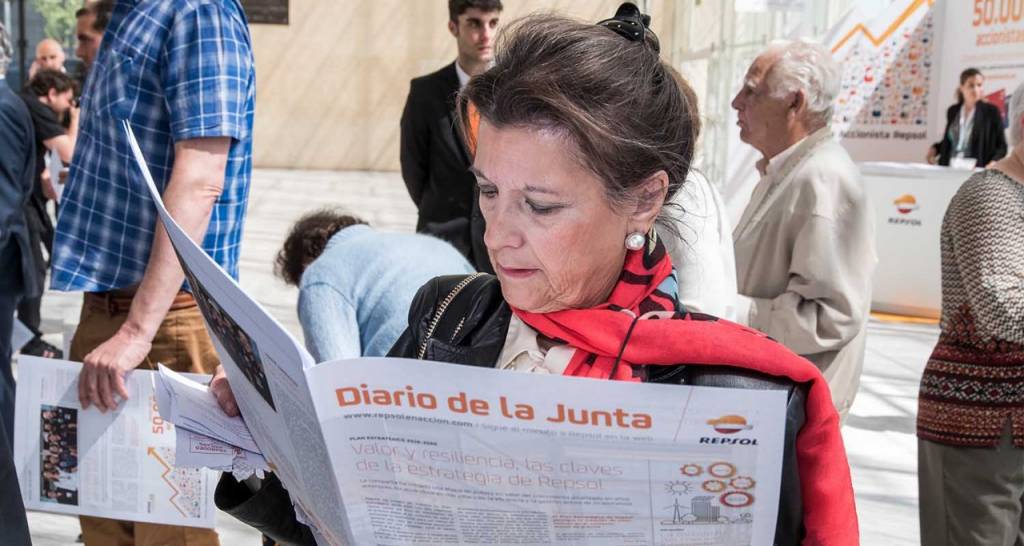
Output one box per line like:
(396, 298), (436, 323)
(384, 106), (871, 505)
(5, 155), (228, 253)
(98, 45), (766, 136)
(275, 209), (474, 361)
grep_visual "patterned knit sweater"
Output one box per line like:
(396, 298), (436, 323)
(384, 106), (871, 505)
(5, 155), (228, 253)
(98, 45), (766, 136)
(918, 170), (1024, 447)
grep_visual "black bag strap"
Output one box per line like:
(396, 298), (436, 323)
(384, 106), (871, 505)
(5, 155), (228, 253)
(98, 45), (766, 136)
(417, 273), (488, 360)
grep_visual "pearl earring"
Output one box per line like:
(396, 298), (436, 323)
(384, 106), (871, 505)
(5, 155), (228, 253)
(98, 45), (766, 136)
(625, 232), (646, 251)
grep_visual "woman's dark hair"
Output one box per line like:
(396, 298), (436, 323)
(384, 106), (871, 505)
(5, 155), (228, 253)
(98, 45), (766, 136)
(458, 14), (700, 235)
(27, 69), (75, 97)
(956, 67), (983, 104)
(275, 209), (368, 286)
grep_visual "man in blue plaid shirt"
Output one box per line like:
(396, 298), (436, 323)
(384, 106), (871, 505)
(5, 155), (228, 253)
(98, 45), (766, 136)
(50, 1), (254, 544)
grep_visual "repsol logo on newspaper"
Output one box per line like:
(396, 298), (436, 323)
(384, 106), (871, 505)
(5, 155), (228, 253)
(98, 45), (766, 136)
(699, 437), (759, 446)
(335, 384), (653, 430)
(699, 414), (758, 445)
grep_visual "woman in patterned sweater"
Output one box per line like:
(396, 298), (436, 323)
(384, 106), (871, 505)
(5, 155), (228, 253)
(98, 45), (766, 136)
(917, 82), (1024, 546)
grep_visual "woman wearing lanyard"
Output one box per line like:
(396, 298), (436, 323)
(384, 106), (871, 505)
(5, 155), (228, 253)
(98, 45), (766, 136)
(928, 68), (1008, 168)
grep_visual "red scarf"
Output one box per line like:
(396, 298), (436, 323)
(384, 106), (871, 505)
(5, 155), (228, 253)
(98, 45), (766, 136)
(513, 239), (858, 546)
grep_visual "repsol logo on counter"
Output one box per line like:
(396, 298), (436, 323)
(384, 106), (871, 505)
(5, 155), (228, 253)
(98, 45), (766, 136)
(888, 217), (922, 227)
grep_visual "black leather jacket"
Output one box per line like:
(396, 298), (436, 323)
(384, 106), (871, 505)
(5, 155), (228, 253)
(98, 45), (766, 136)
(217, 275), (807, 545)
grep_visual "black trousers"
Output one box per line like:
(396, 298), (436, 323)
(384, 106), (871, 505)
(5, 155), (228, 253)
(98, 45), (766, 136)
(0, 417), (30, 545)
(15, 205), (48, 336)
(0, 241), (25, 448)
(0, 241), (30, 545)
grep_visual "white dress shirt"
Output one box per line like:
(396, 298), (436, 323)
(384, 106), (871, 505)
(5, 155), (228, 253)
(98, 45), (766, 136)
(455, 60), (471, 89)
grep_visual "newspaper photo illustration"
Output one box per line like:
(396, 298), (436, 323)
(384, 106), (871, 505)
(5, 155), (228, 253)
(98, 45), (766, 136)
(39, 404), (77, 506)
(122, 121), (790, 545)
(13, 356), (218, 528)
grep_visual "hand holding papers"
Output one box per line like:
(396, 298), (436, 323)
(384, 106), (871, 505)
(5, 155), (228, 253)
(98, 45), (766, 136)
(151, 365), (269, 479)
(153, 364), (259, 453)
(14, 357), (218, 528)
(210, 366), (240, 417)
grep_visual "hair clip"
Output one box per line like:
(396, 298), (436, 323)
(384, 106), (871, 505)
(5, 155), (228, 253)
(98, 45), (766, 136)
(597, 2), (660, 54)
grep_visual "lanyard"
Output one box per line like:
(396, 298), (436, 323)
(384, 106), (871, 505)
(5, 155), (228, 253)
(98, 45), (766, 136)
(955, 107), (975, 157)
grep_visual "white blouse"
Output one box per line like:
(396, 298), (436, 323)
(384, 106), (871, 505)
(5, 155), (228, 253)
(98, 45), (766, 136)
(494, 315), (575, 375)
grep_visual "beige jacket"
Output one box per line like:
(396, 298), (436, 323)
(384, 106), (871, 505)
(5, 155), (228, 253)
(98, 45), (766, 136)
(732, 128), (877, 415)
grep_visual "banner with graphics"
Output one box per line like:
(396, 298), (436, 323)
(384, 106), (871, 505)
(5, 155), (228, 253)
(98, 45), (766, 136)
(826, 0), (1022, 163)
(934, 0), (1024, 142)
(827, 0), (940, 163)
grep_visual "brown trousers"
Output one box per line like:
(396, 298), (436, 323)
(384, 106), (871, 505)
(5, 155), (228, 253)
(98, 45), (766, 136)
(70, 294), (220, 546)
(919, 421), (1024, 546)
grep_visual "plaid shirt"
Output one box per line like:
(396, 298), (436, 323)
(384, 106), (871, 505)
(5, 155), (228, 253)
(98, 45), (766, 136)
(51, 0), (255, 291)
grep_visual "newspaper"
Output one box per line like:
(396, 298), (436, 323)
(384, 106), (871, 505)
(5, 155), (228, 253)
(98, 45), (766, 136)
(154, 364), (260, 453)
(313, 358), (785, 545)
(174, 428), (269, 481)
(12, 356), (218, 528)
(122, 121), (789, 545)
(123, 121), (347, 540)
(46, 149), (67, 202)
(11, 316), (34, 353)
(152, 364), (269, 478)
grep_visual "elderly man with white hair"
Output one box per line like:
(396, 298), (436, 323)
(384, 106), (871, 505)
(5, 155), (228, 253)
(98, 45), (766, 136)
(731, 40), (876, 418)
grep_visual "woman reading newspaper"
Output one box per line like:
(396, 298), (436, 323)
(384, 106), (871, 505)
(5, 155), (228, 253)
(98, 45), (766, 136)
(212, 5), (857, 545)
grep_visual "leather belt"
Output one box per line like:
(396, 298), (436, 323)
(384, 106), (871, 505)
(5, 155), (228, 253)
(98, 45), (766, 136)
(84, 288), (196, 315)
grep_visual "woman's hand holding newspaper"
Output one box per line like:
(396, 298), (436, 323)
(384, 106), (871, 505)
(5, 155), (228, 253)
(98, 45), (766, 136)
(210, 365), (240, 417)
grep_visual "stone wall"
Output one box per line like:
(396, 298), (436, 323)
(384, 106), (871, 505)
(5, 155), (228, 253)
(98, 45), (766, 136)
(248, 0), (676, 170)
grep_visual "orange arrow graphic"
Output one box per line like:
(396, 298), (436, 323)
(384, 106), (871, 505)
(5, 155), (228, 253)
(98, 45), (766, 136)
(147, 447), (187, 518)
(831, 0), (936, 53)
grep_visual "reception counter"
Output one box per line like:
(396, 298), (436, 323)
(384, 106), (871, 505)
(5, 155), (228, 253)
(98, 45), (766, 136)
(859, 162), (976, 318)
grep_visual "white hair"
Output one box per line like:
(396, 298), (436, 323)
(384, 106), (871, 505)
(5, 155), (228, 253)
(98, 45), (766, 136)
(763, 39), (840, 125)
(1010, 81), (1024, 147)
(0, 22), (11, 76)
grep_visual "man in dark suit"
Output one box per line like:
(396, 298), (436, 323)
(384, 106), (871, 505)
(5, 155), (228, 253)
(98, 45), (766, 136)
(0, 21), (37, 545)
(400, 0), (502, 271)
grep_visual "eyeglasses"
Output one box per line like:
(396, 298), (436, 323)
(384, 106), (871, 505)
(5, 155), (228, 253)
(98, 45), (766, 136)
(597, 2), (660, 54)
